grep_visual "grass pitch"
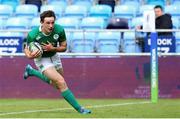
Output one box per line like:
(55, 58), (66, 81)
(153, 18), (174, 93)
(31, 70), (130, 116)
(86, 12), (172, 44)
(0, 99), (180, 118)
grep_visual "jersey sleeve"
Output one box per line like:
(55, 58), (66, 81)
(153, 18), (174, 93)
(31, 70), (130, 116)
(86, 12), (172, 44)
(59, 28), (66, 42)
(26, 34), (33, 45)
(26, 28), (39, 45)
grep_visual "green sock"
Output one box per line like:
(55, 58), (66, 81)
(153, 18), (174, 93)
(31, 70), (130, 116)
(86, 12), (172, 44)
(62, 89), (81, 112)
(29, 68), (51, 84)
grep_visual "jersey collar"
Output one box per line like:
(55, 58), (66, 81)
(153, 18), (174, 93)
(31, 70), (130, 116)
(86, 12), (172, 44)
(39, 26), (51, 36)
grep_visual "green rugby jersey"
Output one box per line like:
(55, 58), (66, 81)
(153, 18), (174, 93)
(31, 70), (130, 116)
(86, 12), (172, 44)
(26, 24), (66, 57)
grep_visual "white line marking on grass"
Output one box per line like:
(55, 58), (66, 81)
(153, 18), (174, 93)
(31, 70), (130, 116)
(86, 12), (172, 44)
(0, 101), (150, 116)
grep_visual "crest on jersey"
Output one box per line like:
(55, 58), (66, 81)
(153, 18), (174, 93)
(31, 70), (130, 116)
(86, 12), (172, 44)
(53, 34), (59, 40)
(36, 35), (41, 41)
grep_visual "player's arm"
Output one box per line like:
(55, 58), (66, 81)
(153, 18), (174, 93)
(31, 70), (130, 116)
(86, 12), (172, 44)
(54, 40), (67, 52)
(42, 40), (67, 52)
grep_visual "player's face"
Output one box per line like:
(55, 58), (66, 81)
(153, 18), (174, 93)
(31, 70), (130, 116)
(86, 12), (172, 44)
(154, 8), (163, 18)
(41, 17), (55, 35)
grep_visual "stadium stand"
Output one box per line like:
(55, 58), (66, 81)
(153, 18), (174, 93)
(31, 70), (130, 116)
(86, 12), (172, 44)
(171, 17), (180, 29)
(0, 18), (4, 29)
(130, 17), (143, 29)
(64, 5), (88, 19)
(40, 5), (64, 18)
(48, 0), (67, 11)
(5, 17), (30, 30)
(123, 32), (141, 53)
(171, 0), (180, 5)
(138, 4), (155, 16)
(89, 5), (112, 21)
(70, 32), (96, 53)
(97, 0), (116, 12)
(175, 31), (180, 41)
(71, 41), (94, 53)
(1, 0), (19, 11)
(165, 5), (180, 17)
(96, 31), (120, 53)
(80, 17), (106, 29)
(121, 0), (140, 12)
(145, 0), (165, 6)
(56, 17), (80, 29)
(0, 4), (13, 19)
(114, 5), (137, 19)
(74, 0), (92, 9)
(30, 17), (40, 29)
(15, 4), (38, 19)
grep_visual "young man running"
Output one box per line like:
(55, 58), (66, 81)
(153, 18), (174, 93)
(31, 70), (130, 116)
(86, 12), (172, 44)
(23, 10), (91, 114)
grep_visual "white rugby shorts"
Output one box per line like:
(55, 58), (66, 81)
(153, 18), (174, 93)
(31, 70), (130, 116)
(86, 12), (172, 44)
(34, 53), (63, 73)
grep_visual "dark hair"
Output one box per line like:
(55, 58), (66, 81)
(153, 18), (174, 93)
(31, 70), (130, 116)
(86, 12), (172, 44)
(40, 10), (56, 22)
(154, 5), (163, 11)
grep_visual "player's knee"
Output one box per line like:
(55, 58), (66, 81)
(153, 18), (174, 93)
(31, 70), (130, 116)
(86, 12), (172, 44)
(56, 80), (67, 90)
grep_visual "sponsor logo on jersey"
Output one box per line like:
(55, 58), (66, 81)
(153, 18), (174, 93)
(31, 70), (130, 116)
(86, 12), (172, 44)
(53, 34), (59, 40)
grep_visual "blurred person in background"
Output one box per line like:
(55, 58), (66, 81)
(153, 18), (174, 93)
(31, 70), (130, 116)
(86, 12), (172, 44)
(21, 0), (47, 12)
(136, 5), (173, 52)
(96, 0), (119, 12)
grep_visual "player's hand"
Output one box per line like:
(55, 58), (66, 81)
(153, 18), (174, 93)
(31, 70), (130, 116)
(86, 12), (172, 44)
(30, 50), (41, 58)
(24, 44), (41, 59)
(42, 41), (55, 52)
(136, 25), (141, 30)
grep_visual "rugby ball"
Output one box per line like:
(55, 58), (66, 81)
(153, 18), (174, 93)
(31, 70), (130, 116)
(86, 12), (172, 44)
(29, 42), (43, 57)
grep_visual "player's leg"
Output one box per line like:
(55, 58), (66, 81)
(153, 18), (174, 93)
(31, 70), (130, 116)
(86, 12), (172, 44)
(23, 64), (51, 84)
(53, 54), (91, 114)
(43, 66), (91, 114)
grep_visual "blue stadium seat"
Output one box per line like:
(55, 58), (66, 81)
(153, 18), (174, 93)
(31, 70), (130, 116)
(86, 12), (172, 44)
(15, 5), (38, 19)
(65, 31), (72, 52)
(165, 5), (180, 17)
(89, 5), (112, 20)
(80, 17), (106, 29)
(130, 17), (143, 29)
(30, 17), (40, 29)
(71, 32), (96, 53)
(64, 5), (88, 19)
(1, 0), (19, 11)
(175, 32), (180, 42)
(123, 32), (135, 40)
(71, 32), (96, 44)
(0, 18), (5, 29)
(121, 0), (140, 3)
(74, 1), (92, 10)
(171, 17), (180, 29)
(96, 31), (121, 53)
(0, 5), (13, 19)
(40, 5), (63, 18)
(5, 17), (30, 30)
(114, 5), (136, 19)
(48, 0), (67, 11)
(124, 41), (141, 53)
(121, 0), (140, 13)
(123, 32), (141, 53)
(146, 0), (165, 6)
(71, 42), (94, 53)
(138, 5), (155, 16)
(171, 0), (180, 5)
(56, 17), (80, 29)
(176, 43), (180, 53)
